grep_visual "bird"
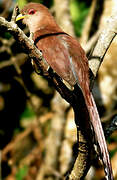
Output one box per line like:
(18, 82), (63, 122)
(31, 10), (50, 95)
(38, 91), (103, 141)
(16, 3), (113, 180)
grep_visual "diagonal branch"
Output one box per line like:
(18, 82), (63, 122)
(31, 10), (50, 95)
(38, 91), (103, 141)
(0, 6), (117, 180)
(89, 15), (117, 80)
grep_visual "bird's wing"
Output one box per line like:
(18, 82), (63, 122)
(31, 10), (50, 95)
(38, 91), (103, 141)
(34, 33), (77, 86)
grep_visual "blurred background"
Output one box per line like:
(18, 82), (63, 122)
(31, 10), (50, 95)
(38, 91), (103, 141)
(0, 0), (117, 179)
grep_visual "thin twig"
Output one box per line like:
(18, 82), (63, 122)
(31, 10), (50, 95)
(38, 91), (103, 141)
(105, 116), (117, 139)
(11, 4), (19, 22)
(0, 6), (117, 180)
(89, 15), (117, 78)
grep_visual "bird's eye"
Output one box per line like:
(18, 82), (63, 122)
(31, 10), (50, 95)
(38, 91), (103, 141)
(28, 9), (36, 15)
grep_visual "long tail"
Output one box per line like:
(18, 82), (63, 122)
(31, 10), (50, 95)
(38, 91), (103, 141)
(84, 91), (113, 180)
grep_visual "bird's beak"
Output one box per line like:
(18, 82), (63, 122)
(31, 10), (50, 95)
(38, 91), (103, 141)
(16, 14), (27, 21)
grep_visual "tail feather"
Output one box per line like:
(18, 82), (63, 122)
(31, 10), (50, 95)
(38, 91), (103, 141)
(84, 91), (113, 180)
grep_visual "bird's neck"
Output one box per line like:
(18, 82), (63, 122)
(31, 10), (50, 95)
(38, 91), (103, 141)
(33, 25), (64, 42)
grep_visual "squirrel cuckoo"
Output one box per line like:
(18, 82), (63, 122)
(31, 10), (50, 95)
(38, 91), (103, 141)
(16, 3), (113, 180)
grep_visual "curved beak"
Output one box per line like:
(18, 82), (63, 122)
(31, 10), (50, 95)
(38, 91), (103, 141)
(16, 14), (26, 21)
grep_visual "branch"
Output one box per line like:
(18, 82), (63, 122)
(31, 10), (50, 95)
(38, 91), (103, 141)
(80, 0), (97, 45)
(0, 6), (117, 180)
(54, 0), (75, 37)
(0, 17), (43, 68)
(0, 13), (91, 180)
(89, 15), (117, 79)
(105, 116), (117, 139)
(0, 6), (117, 109)
(68, 14), (117, 180)
(0, 17), (76, 107)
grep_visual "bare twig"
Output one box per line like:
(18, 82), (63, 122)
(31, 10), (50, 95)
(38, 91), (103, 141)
(89, 15), (117, 78)
(68, 9), (117, 180)
(0, 5), (117, 180)
(80, 0), (97, 45)
(11, 4), (19, 22)
(36, 92), (68, 180)
(84, 30), (100, 54)
(105, 116), (117, 139)
(54, 0), (75, 37)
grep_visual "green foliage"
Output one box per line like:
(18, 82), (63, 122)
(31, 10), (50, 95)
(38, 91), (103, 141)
(17, 0), (27, 9)
(20, 106), (35, 119)
(16, 0), (45, 8)
(4, 32), (12, 39)
(108, 135), (117, 157)
(70, 0), (89, 36)
(110, 147), (117, 158)
(15, 165), (28, 180)
(27, 0), (44, 3)
(13, 107), (36, 136)
(108, 133), (117, 143)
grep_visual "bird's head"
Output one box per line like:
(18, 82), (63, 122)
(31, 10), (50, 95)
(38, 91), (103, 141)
(16, 3), (57, 33)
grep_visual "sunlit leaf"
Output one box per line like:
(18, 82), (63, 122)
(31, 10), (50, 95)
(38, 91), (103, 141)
(16, 166), (28, 180)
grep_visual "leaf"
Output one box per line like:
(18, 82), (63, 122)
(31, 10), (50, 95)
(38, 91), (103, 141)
(70, 0), (89, 36)
(15, 165), (28, 180)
